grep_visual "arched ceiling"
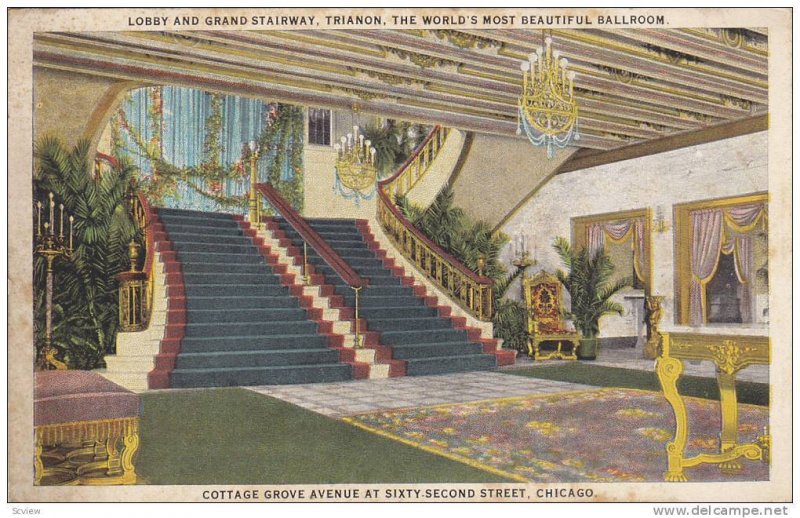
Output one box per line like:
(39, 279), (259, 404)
(34, 28), (768, 151)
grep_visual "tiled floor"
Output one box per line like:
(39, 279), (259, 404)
(248, 371), (595, 418)
(247, 346), (768, 419)
(505, 347), (769, 384)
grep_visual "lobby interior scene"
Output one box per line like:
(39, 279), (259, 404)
(30, 26), (773, 486)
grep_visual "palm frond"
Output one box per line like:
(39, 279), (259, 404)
(551, 236), (632, 338)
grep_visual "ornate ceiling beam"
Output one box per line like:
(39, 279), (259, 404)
(610, 28), (767, 76)
(517, 30), (766, 103)
(36, 31), (690, 144)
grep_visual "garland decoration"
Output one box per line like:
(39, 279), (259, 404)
(114, 89), (304, 212)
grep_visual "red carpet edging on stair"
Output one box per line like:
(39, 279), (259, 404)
(235, 216), (377, 380)
(354, 220), (516, 368)
(147, 209), (187, 389)
(263, 217), (406, 377)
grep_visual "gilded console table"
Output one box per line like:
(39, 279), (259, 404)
(656, 332), (770, 482)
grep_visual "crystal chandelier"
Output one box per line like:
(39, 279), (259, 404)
(333, 125), (378, 204)
(517, 36), (580, 159)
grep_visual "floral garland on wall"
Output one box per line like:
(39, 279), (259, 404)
(112, 87), (304, 212)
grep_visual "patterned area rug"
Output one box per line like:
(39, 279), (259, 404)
(343, 388), (769, 482)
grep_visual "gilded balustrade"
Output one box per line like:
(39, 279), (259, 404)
(377, 126), (493, 321)
(391, 127), (450, 199)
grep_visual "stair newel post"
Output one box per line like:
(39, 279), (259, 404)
(352, 286), (363, 349)
(302, 241), (310, 286)
(247, 141), (261, 229)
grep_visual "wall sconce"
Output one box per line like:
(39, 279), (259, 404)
(654, 206), (671, 233)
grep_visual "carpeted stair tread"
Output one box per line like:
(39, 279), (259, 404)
(389, 342), (486, 359)
(185, 308), (310, 323)
(156, 207), (354, 388)
(363, 317), (454, 331)
(185, 296), (301, 310)
(403, 355), (497, 376)
(161, 233), (252, 244)
(158, 207), (238, 219)
(169, 363), (353, 388)
(181, 273), (284, 284)
(184, 285), (291, 297)
(175, 348), (341, 369)
(180, 263), (276, 274)
(175, 251), (267, 263)
(180, 334), (330, 352)
(182, 321), (319, 337)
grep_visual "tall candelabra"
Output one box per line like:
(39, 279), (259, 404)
(34, 192), (73, 370)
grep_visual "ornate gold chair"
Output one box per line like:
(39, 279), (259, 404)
(523, 271), (581, 360)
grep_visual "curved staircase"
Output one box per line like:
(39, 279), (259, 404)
(155, 208), (354, 388)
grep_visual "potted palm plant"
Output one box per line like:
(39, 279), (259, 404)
(552, 237), (631, 360)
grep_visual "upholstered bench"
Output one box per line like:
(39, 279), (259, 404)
(34, 371), (141, 485)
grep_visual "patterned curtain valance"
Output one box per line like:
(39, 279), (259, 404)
(689, 202), (767, 325)
(587, 216), (647, 283)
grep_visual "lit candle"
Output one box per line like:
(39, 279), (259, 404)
(69, 215), (74, 250)
(36, 201), (42, 237)
(370, 147), (376, 165)
(48, 193), (54, 235)
(522, 234), (527, 254)
(536, 47), (543, 78)
(347, 133), (352, 150)
(59, 204), (64, 238)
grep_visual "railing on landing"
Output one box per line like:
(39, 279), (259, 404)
(376, 126), (494, 321)
(256, 182), (370, 346)
(98, 152), (155, 333)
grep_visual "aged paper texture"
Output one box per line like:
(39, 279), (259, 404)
(7, 6), (793, 509)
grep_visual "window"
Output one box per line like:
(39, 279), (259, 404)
(308, 108), (331, 146)
(572, 209), (651, 293)
(674, 193), (768, 326)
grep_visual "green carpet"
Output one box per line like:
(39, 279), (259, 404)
(501, 363), (769, 406)
(137, 388), (512, 484)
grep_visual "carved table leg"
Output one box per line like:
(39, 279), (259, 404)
(657, 355), (688, 481)
(717, 370), (743, 474)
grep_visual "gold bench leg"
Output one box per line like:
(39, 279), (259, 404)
(34, 443), (44, 485)
(657, 355), (689, 481)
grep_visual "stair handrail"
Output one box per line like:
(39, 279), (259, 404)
(110, 153), (155, 332)
(255, 182), (368, 289)
(376, 126), (494, 321)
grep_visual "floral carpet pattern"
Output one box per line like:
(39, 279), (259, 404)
(343, 389), (769, 482)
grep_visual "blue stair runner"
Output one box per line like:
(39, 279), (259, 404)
(157, 208), (353, 388)
(275, 218), (498, 376)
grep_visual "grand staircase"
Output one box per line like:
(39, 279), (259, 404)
(156, 208), (353, 388)
(274, 217), (500, 376)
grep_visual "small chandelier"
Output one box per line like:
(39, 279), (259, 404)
(517, 36), (580, 159)
(333, 125), (378, 205)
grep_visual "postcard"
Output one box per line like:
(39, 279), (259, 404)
(7, 6), (793, 508)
